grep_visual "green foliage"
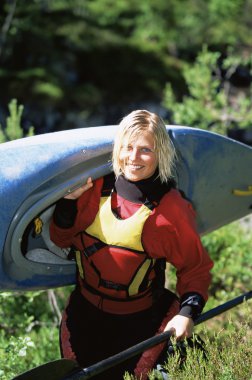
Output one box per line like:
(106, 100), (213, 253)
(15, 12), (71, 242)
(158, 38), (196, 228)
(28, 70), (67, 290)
(1, 0), (252, 122)
(0, 288), (72, 379)
(163, 46), (252, 134)
(33, 81), (64, 100)
(0, 335), (35, 380)
(0, 99), (34, 143)
(162, 309), (252, 380)
(124, 304), (252, 379)
(202, 220), (252, 305)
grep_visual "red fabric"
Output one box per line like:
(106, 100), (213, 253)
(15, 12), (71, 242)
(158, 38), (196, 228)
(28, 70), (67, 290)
(60, 301), (76, 361)
(134, 299), (180, 379)
(77, 278), (153, 314)
(50, 177), (213, 303)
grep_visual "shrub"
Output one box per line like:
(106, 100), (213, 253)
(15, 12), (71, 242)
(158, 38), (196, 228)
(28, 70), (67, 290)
(0, 99), (33, 143)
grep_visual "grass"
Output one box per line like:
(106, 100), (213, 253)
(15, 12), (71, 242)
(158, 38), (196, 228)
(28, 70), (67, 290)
(124, 300), (252, 380)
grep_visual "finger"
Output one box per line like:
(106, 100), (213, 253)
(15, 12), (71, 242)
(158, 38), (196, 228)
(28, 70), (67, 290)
(64, 180), (93, 199)
(87, 177), (93, 184)
(85, 177), (93, 189)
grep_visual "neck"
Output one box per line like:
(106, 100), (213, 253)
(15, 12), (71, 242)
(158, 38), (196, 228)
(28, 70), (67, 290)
(114, 171), (175, 203)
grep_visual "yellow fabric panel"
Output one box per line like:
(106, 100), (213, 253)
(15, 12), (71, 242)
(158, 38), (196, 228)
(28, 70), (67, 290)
(85, 196), (152, 252)
(76, 250), (84, 279)
(128, 258), (155, 296)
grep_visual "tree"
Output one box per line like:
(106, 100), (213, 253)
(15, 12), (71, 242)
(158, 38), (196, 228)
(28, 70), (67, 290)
(163, 46), (252, 135)
(1, 0), (252, 132)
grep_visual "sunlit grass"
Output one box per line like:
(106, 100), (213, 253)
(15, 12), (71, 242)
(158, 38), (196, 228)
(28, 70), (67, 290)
(124, 301), (252, 380)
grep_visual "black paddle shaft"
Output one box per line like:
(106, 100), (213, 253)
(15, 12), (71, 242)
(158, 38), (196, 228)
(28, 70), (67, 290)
(13, 290), (252, 380)
(63, 290), (252, 380)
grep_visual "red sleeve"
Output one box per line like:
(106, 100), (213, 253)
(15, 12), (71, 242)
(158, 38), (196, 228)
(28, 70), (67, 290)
(49, 177), (104, 248)
(144, 190), (213, 302)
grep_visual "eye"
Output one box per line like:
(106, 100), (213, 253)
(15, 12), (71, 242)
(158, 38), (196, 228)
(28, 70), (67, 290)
(140, 147), (153, 153)
(121, 145), (132, 152)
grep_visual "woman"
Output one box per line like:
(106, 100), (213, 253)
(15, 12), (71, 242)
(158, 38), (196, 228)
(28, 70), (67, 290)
(50, 110), (213, 379)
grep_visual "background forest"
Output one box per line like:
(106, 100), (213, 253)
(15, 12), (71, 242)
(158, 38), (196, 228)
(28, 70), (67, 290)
(1, 0), (252, 136)
(0, 0), (252, 379)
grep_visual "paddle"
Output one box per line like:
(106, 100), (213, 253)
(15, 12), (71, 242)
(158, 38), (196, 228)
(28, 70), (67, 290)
(13, 290), (252, 380)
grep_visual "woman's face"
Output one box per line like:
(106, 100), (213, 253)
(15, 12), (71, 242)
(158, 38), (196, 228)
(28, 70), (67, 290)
(119, 130), (158, 182)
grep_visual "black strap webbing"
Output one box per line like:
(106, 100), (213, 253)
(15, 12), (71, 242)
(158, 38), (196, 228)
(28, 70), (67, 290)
(81, 279), (152, 302)
(99, 279), (128, 291)
(83, 241), (106, 258)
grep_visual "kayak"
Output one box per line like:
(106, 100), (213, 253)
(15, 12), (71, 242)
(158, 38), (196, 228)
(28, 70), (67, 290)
(0, 125), (251, 291)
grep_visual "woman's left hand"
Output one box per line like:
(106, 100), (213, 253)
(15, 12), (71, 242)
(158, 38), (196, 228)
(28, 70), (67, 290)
(164, 315), (194, 340)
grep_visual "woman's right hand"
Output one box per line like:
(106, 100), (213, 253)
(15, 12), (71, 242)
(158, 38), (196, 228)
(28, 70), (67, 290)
(64, 177), (93, 200)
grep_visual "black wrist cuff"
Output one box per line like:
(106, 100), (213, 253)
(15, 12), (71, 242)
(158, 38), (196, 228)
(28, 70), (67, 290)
(179, 292), (205, 321)
(53, 198), (78, 228)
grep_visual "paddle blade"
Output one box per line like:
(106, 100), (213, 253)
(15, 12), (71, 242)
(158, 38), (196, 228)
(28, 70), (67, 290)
(12, 359), (80, 380)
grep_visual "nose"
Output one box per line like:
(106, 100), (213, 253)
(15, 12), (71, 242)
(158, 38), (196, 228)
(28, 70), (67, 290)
(129, 148), (138, 160)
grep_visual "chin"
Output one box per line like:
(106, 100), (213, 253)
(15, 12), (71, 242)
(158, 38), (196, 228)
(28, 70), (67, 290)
(126, 173), (146, 182)
(125, 175), (139, 182)
(123, 171), (137, 181)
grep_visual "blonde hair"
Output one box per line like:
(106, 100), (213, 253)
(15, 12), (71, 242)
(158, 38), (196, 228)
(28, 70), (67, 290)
(112, 110), (176, 183)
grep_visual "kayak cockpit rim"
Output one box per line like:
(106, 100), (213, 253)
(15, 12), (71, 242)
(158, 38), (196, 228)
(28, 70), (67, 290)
(3, 156), (112, 287)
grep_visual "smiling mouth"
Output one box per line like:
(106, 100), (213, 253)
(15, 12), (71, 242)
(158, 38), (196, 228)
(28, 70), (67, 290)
(127, 164), (143, 170)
